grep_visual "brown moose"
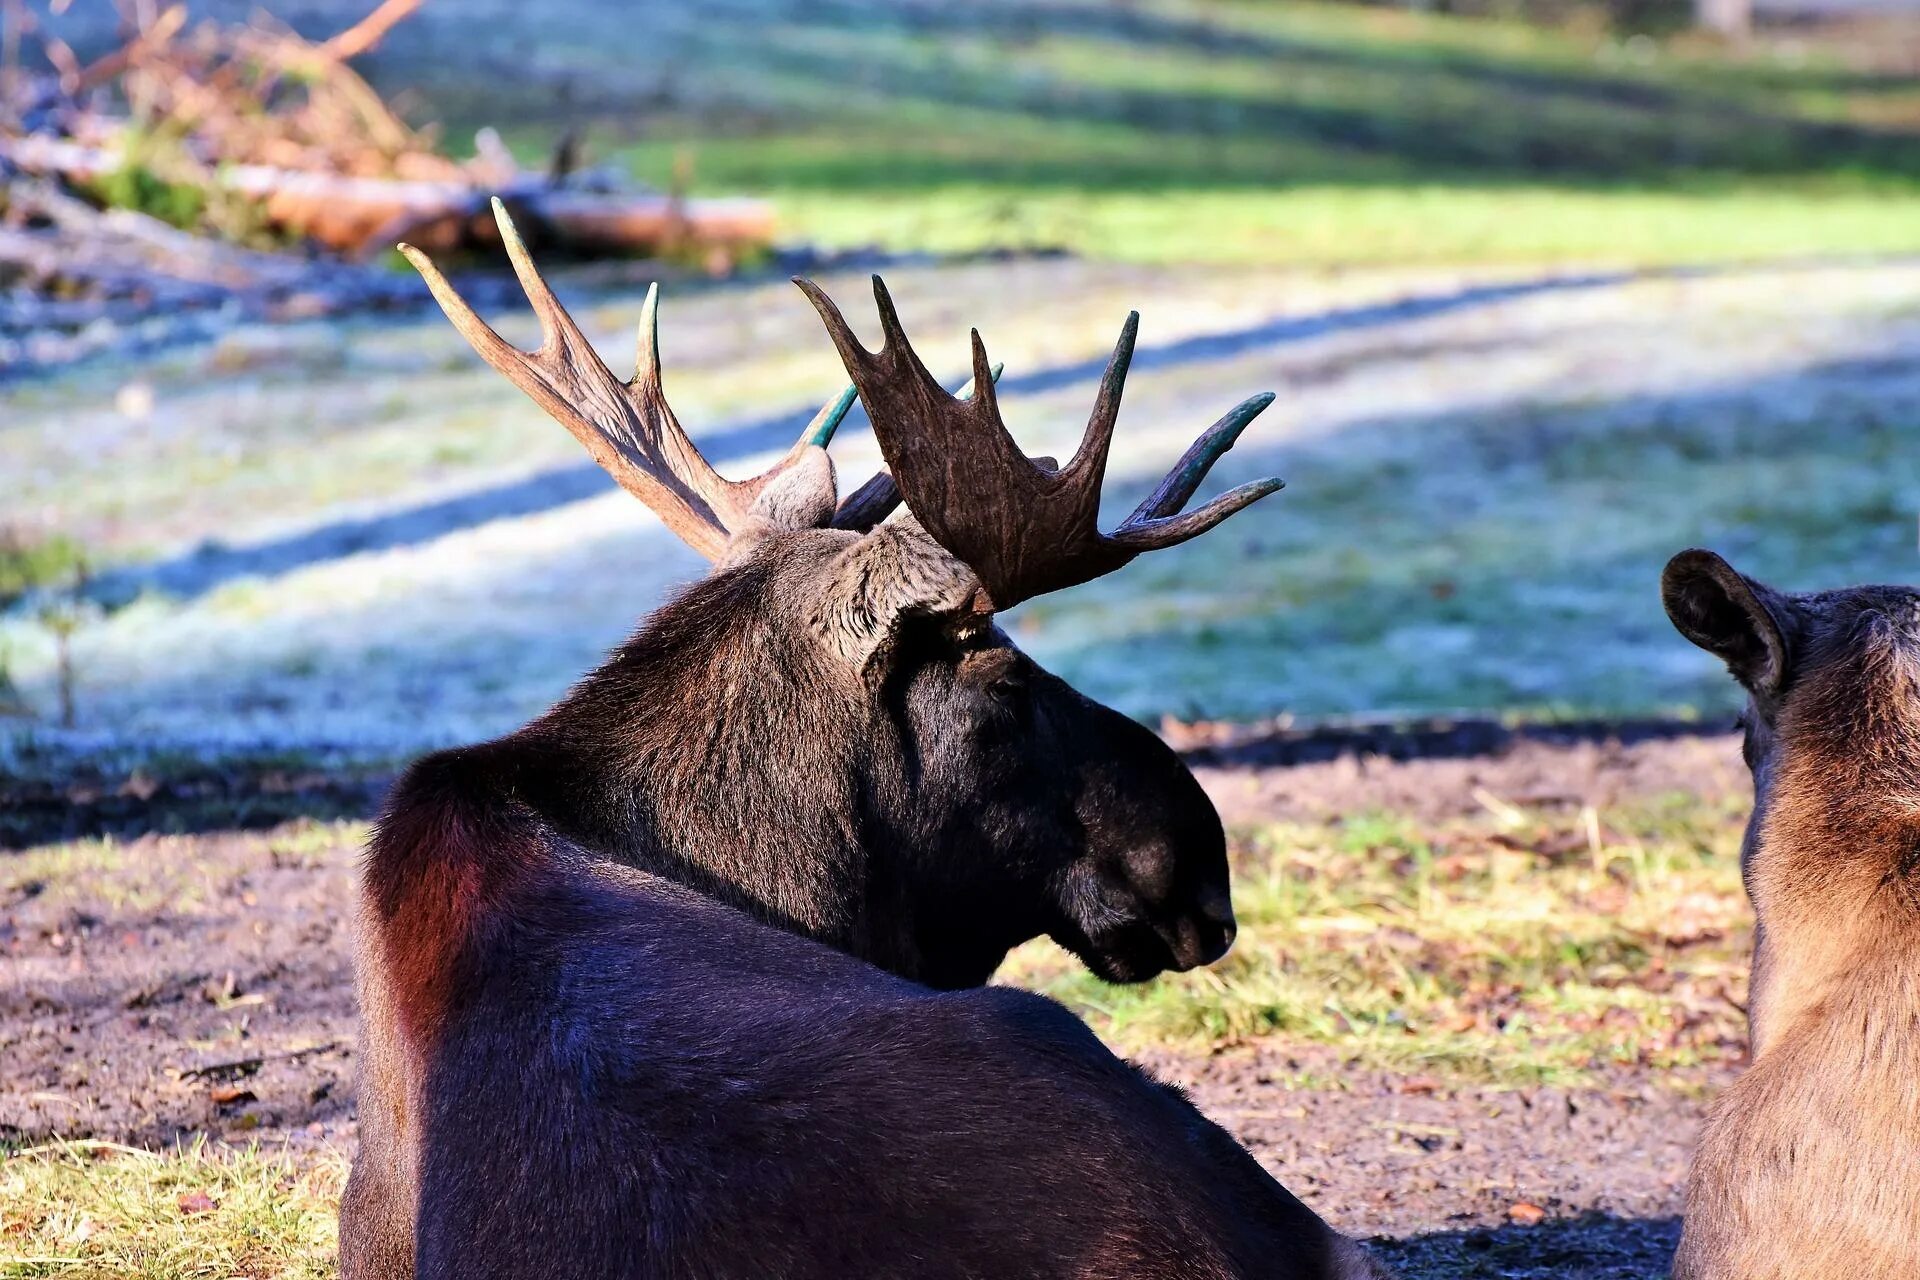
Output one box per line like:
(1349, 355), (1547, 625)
(340, 201), (1388, 1280)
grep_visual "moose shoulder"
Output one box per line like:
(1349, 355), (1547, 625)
(1662, 550), (1920, 1280)
(342, 201), (1386, 1279)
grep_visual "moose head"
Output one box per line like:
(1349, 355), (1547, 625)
(399, 202), (1284, 991)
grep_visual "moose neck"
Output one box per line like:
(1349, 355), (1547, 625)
(507, 566), (1034, 988)
(1744, 644), (1920, 1052)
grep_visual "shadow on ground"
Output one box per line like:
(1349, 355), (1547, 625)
(0, 716), (1741, 849)
(89, 264), (1649, 607)
(0, 756), (389, 850)
(1376, 1212), (1680, 1280)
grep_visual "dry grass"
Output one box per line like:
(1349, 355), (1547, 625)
(0, 1140), (344, 1279)
(1007, 790), (1752, 1085)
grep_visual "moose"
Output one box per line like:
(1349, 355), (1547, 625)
(340, 202), (1387, 1279)
(1662, 550), (1920, 1279)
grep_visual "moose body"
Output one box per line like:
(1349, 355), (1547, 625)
(343, 203), (1384, 1279)
(1663, 551), (1920, 1280)
(347, 768), (1362, 1279)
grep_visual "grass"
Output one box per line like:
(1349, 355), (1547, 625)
(1004, 789), (1752, 1085)
(9, 249), (1917, 746)
(1, 819), (372, 911)
(407, 0), (1920, 267)
(766, 185), (1920, 268)
(0, 1140), (344, 1280)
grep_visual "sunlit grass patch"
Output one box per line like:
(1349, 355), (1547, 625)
(761, 185), (1920, 270)
(1005, 792), (1751, 1085)
(1, 820), (369, 917)
(0, 1139), (344, 1279)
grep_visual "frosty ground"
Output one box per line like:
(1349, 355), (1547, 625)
(8, 253), (1920, 762)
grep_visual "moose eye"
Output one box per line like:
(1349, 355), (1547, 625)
(959, 645), (1029, 713)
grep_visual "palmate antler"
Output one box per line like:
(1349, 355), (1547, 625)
(795, 276), (1283, 610)
(402, 199), (869, 560)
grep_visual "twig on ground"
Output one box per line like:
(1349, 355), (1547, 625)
(177, 1041), (346, 1082)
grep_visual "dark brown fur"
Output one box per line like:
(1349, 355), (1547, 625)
(1663, 550), (1920, 1279)
(344, 504), (1384, 1279)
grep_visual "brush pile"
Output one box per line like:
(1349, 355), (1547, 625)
(0, 0), (773, 373)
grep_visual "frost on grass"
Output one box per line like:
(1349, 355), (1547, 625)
(4, 258), (1920, 762)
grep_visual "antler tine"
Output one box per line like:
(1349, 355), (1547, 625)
(793, 277), (879, 382)
(871, 276), (935, 377)
(408, 200), (849, 563)
(1111, 475), (1285, 552)
(635, 275), (662, 380)
(798, 276), (1284, 610)
(966, 328), (1000, 421)
(1061, 311), (1138, 490)
(398, 239), (523, 379)
(798, 384), (860, 450)
(1126, 392), (1277, 524)
(494, 195), (578, 356)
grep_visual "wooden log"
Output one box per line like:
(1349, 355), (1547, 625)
(1, 135), (777, 257)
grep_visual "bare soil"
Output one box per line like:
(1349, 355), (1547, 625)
(1, 730), (1750, 1278)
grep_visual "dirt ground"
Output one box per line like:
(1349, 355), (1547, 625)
(1, 730), (1750, 1278)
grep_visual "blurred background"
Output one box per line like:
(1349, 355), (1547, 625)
(4, 0), (1920, 764)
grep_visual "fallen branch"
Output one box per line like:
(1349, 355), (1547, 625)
(317, 0), (424, 62)
(2, 135), (776, 258)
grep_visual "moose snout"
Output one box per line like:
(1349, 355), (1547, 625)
(1164, 894), (1237, 970)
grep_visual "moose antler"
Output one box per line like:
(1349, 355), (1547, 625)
(795, 275), (1283, 610)
(402, 199), (851, 561)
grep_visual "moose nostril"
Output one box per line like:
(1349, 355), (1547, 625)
(1202, 918), (1236, 964)
(1195, 886), (1235, 929)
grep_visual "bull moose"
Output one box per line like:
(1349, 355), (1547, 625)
(1662, 550), (1920, 1279)
(340, 201), (1387, 1279)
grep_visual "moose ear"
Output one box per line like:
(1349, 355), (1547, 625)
(751, 446), (839, 533)
(810, 518), (985, 671)
(1662, 549), (1795, 695)
(717, 447), (840, 567)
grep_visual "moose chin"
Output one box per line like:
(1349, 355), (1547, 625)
(340, 199), (1390, 1280)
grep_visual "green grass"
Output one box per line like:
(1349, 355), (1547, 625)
(764, 184), (1920, 268)
(0, 821), (372, 914)
(0, 1140), (343, 1280)
(1003, 790), (1752, 1085)
(431, 0), (1920, 266)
